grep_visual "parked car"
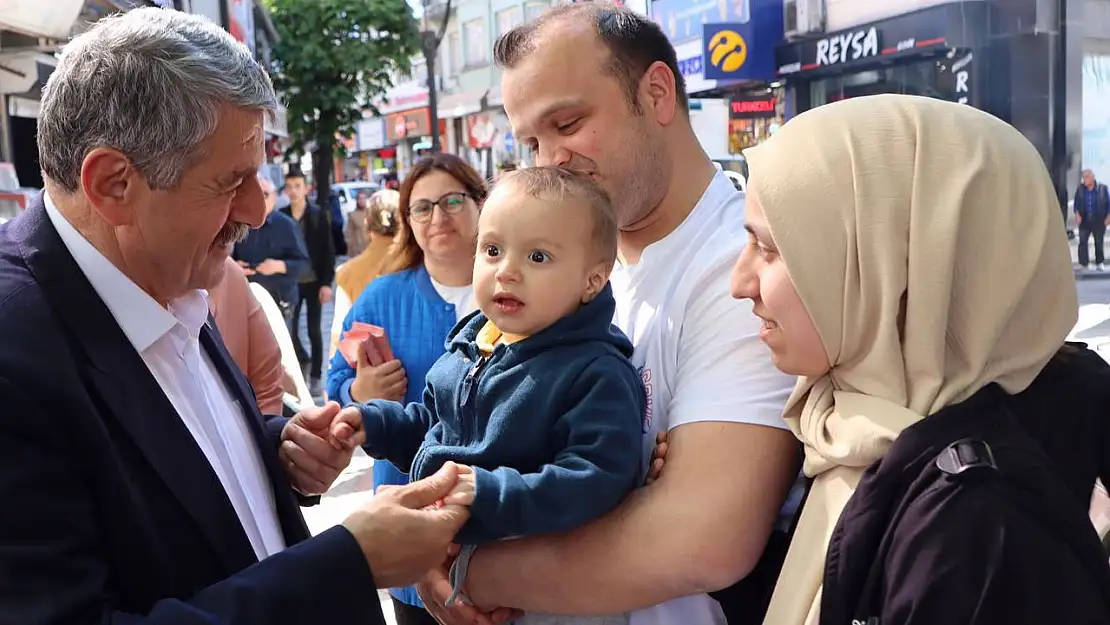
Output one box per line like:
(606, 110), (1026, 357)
(333, 181), (380, 217)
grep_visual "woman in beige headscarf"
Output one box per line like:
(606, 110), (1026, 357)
(731, 94), (1110, 624)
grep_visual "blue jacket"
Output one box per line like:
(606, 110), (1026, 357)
(326, 265), (461, 607)
(233, 210), (309, 305)
(358, 283), (645, 545)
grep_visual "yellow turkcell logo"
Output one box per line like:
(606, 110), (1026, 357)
(707, 29), (748, 73)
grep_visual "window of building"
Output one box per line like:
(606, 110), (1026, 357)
(447, 31), (462, 74)
(411, 57), (428, 83)
(809, 58), (960, 109)
(464, 19), (487, 67)
(496, 6), (523, 37)
(524, 0), (549, 22)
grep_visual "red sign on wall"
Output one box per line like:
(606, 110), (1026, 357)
(385, 108), (432, 142)
(729, 96), (777, 119)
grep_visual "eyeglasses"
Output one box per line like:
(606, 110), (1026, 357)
(409, 192), (471, 223)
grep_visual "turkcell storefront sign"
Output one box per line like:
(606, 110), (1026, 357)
(650, 0), (751, 44)
(702, 1), (782, 81)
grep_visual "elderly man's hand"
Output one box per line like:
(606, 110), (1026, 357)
(279, 401), (363, 495)
(344, 463), (472, 589)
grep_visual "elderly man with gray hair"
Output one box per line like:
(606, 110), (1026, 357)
(0, 8), (468, 625)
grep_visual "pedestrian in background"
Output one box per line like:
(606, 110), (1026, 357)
(283, 169), (336, 396)
(344, 190), (372, 258)
(1075, 168), (1110, 271)
(330, 189), (401, 358)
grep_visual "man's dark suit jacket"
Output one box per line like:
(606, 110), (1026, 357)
(0, 196), (387, 625)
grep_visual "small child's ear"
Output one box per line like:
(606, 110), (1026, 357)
(581, 263), (611, 303)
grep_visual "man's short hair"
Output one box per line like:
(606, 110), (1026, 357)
(37, 8), (276, 193)
(493, 2), (688, 115)
(495, 166), (619, 266)
(285, 169), (307, 182)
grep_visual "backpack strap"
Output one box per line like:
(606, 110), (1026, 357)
(849, 438), (1002, 620)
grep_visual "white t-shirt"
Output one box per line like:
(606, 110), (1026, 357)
(430, 278), (476, 322)
(611, 172), (798, 625)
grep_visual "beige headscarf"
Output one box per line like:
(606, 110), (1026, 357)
(746, 95), (1078, 625)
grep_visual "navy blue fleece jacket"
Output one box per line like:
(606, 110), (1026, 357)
(356, 283), (645, 544)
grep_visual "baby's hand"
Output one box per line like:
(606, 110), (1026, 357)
(442, 464), (476, 506)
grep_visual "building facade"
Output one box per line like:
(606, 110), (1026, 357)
(773, 0), (1093, 220)
(352, 0), (577, 180)
(0, 0), (285, 200)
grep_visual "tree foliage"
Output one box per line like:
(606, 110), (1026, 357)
(265, 0), (419, 178)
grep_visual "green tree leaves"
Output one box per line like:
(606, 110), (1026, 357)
(265, 0), (419, 187)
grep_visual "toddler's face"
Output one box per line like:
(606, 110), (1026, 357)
(473, 184), (608, 336)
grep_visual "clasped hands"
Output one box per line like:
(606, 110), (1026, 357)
(277, 402), (508, 614)
(277, 408), (684, 624)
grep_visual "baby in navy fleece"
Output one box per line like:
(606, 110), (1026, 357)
(354, 166), (643, 624)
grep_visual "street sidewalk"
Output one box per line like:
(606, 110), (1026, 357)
(300, 449), (398, 625)
(1070, 233), (1110, 280)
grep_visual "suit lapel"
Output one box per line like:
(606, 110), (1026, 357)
(17, 198), (258, 573)
(199, 321), (311, 543)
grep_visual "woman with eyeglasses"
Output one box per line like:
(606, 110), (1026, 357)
(326, 153), (486, 625)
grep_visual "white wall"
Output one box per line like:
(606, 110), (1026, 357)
(690, 99), (730, 160)
(1083, 54), (1110, 183)
(185, 0), (224, 24)
(826, 0), (982, 31)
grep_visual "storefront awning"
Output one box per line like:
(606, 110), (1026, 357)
(0, 0), (85, 40)
(0, 52), (56, 102)
(437, 89), (486, 119)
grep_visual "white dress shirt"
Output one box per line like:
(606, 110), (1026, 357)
(45, 195), (286, 561)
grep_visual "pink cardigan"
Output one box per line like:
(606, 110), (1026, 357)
(207, 258), (286, 415)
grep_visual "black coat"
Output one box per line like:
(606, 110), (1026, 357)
(282, 202), (336, 286)
(821, 346), (1110, 625)
(0, 196), (383, 624)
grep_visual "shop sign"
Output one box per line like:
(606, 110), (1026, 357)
(677, 55), (704, 78)
(702, 3), (783, 82)
(774, 1), (986, 78)
(729, 95), (776, 119)
(385, 108), (432, 143)
(468, 114), (497, 149)
(226, 0), (255, 55)
(953, 52), (972, 105)
(937, 52), (974, 106)
(815, 27), (879, 68)
(355, 118), (387, 151)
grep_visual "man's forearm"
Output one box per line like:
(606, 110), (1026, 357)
(465, 485), (705, 615)
(463, 422), (800, 615)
